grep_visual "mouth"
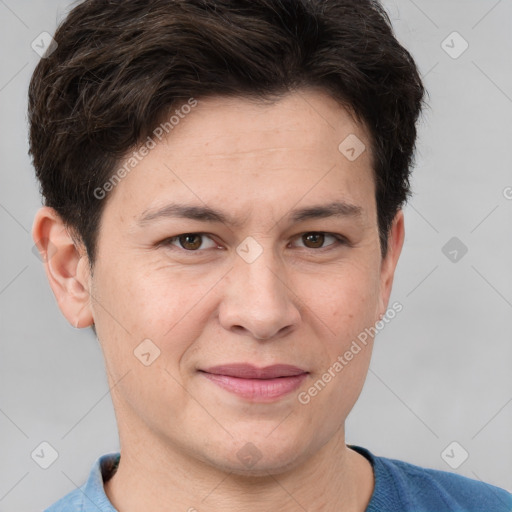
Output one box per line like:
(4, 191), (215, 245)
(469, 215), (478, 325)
(198, 363), (309, 402)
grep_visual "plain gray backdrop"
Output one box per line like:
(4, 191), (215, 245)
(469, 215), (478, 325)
(1, 1), (511, 510)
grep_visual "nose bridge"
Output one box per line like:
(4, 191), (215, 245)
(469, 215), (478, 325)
(219, 235), (300, 339)
(236, 235), (286, 304)
(241, 245), (281, 295)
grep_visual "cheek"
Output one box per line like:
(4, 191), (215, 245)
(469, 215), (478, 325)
(300, 262), (381, 337)
(95, 255), (191, 330)
(299, 272), (378, 416)
(93, 263), (217, 370)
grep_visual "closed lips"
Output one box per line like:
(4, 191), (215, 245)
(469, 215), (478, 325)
(199, 364), (308, 379)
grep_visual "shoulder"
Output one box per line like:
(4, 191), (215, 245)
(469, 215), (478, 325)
(350, 445), (512, 512)
(42, 452), (120, 512)
(43, 488), (84, 512)
(381, 455), (512, 510)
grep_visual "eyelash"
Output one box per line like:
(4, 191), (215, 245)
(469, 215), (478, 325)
(160, 232), (350, 253)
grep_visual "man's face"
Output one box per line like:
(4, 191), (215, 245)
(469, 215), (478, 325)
(86, 89), (402, 474)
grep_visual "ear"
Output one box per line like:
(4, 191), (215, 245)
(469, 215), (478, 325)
(32, 206), (94, 329)
(377, 209), (405, 318)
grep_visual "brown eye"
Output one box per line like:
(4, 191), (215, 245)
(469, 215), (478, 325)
(302, 232), (325, 248)
(178, 233), (203, 250)
(163, 233), (218, 251)
(292, 232), (347, 250)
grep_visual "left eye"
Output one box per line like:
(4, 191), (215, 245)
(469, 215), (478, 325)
(292, 232), (346, 250)
(162, 231), (346, 252)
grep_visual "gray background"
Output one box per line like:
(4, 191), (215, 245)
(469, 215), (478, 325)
(1, 1), (511, 510)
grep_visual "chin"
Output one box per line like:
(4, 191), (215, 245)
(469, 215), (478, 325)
(199, 435), (311, 477)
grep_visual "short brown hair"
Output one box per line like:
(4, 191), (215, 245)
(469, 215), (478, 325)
(28, 0), (426, 265)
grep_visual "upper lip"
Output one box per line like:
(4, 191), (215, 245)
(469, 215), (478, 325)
(200, 364), (308, 379)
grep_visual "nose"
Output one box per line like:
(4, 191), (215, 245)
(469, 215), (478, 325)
(218, 246), (301, 340)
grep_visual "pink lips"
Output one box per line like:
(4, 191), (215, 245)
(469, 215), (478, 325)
(199, 363), (309, 401)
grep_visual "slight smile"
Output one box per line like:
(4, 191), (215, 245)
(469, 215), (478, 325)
(198, 364), (309, 402)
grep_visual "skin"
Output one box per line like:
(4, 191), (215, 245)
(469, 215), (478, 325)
(33, 88), (405, 512)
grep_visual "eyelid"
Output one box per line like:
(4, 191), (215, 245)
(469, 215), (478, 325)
(162, 232), (219, 251)
(160, 231), (349, 252)
(291, 232), (348, 249)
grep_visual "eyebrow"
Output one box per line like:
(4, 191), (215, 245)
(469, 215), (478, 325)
(138, 200), (363, 227)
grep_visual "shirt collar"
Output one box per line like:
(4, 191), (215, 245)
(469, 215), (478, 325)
(80, 452), (120, 512)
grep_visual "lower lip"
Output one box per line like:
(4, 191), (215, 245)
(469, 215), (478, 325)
(200, 372), (308, 401)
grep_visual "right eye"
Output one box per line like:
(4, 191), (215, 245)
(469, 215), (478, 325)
(160, 233), (219, 252)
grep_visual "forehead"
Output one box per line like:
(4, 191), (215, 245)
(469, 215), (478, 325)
(104, 89), (376, 226)
(163, 90), (370, 157)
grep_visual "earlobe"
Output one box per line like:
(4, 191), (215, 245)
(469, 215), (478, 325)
(32, 206), (94, 329)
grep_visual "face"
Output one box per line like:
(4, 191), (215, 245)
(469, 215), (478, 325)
(36, 89), (404, 476)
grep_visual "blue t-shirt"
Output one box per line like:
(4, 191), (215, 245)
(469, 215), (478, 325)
(44, 445), (512, 511)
